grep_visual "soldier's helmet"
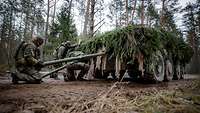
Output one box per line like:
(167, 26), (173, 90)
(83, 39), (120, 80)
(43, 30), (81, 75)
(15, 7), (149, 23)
(32, 36), (44, 47)
(63, 41), (72, 47)
(65, 41), (72, 47)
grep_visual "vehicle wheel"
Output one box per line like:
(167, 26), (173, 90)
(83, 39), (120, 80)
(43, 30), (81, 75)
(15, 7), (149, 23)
(173, 64), (181, 80)
(151, 51), (165, 82)
(102, 71), (109, 79)
(177, 64), (181, 79)
(164, 60), (173, 81)
(180, 66), (184, 79)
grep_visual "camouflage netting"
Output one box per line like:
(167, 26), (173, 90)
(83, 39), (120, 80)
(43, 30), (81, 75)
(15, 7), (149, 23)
(79, 25), (193, 65)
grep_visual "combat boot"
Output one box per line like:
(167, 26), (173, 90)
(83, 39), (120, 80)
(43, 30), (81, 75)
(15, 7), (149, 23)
(50, 73), (59, 80)
(11, 72), (19, 84)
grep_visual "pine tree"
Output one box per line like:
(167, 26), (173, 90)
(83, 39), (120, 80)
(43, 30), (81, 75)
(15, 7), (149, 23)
(49, 0), (77, 41)
(160, 0), (180, 33)
(107, 0), (124, 27)
(182, 3), (196, 48)
(82, 0), (104, 38)
(146, 0), (159, 27)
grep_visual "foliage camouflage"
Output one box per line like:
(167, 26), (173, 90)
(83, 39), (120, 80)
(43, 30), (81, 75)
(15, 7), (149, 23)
(79, 25), (193, 65)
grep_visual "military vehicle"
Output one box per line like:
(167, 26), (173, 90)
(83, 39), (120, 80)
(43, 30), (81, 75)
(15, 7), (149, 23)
(79, 25), (193, 82)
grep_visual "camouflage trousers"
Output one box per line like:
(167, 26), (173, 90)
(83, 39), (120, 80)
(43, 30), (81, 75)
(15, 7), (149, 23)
(50, 63), (62, 79)
(64, 62), (89, 81)
(16, 66), (42, 83)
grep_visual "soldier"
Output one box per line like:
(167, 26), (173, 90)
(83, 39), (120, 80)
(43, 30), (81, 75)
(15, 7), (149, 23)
(53, 41), (89, 81)
(64, 51), (89, 81)
(12, 36), (44, 84)
(50, 41), (77, 79)
(53, 41), (75, 59)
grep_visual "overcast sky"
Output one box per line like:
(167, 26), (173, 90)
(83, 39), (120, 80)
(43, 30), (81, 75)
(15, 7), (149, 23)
(50, 0), (196, 34)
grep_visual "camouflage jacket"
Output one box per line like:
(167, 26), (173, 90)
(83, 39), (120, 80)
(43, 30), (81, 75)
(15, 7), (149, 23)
(54, 44), (78, 59)
(15, 42), (40, 67)
(67, 51), (84, 57)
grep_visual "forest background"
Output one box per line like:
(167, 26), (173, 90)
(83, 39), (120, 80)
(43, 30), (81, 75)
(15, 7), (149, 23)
(0, 0), (199, 73)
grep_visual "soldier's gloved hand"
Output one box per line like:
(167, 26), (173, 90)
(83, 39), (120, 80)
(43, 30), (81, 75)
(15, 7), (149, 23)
(35, 61), (44, 71)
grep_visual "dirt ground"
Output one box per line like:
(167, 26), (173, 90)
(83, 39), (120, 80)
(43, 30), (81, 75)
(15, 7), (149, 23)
(0, 73), (199, 113)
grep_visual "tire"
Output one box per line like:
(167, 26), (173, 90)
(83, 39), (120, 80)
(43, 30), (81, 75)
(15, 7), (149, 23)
(176, 64), (181, 79)
(164, 60), (173, 81)
(180, 66), (184, 79)
(173, 64), (181, 80)
(150, 51), (165, 82)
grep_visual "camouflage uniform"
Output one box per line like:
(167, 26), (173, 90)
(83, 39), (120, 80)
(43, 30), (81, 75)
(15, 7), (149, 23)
(64, 51), (89, 81)
(13, 39), (43, 83)
(53, 41), (89, 81)
(50, 42), (72, 79)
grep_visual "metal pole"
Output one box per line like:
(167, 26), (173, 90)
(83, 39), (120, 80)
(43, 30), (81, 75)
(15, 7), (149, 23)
(43, 52), (105, 66)
(41, 64), (68, 79)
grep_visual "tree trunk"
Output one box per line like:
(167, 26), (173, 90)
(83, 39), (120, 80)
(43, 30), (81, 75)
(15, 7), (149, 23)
(160, 0), (166, 27)
(1, 15), (6, 40)
(125, 0), (129, 25)
(7, 8), (13, 68)
(89, 0), (96, 37)
(141, 0), (145, 26)
(131, 0), (137, 23)
(146, 14), (149, 26)
(52, 0), (57, 24)
(24, 1), (31, 40)
(83, 0), (91, 37)
(67, 0), (73, 29)
(31, 1), (37, 38)
(19, 12), (23, 40)
(45, 0), (50, 44)
(115, 1), (118, 27)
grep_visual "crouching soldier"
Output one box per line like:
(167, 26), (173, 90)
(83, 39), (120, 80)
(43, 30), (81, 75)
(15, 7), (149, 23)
(50, 41), (77, 79)
(64, 51), (89, 81)
(53, 41), (89, 81)
(12, 36), (44, 84)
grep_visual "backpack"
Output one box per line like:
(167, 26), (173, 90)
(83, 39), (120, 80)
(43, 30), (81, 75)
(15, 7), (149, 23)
(14, 41), (27, 60)
(53, 44), (68, 59)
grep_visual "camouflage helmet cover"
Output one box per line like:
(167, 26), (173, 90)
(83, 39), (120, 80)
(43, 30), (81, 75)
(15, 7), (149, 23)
(62, 41), (72, 47)
(32, 36), (44, 46)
